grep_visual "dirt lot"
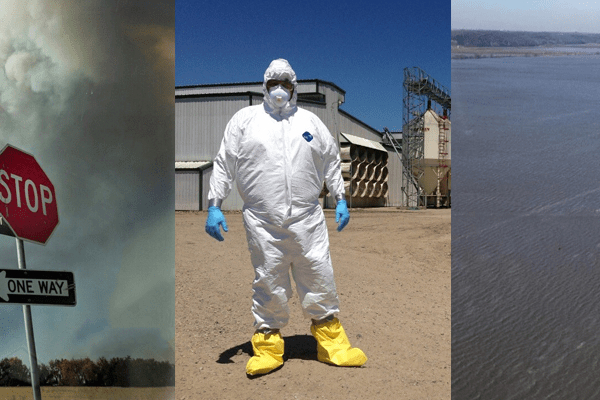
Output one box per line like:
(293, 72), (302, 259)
(175, 208), (450, 400)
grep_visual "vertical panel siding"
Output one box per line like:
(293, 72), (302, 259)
(386, 149), (405, 207)
(175, 96), (252, 161)
(175, 171), (200, 210)
(338, 113), (382, 142)
(201, 168), (211, 211)
(299, 102), (330, 130)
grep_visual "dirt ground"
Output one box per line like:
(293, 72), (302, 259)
(175, 208), (450, 400)
(0, 386), (175, 399)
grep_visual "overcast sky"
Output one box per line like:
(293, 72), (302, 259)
(452, 0), (600, 33)
(176, 0), (451, 133)
(0, 0), (175, 365)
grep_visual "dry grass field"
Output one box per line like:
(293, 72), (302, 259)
(0, 386), (174, 400)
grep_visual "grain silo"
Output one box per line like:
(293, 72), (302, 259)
(402, 67), (451, 208)
(417, 108), (451, 207)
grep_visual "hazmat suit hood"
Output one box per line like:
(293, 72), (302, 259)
(263, 58), (298, 118)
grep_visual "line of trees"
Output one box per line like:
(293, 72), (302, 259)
(0, 356), (174, 387)
(451, 29), (600, 47)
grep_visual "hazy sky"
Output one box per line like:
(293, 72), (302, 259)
(0, 0), (175, 365)
(176, 0), (451, 132)
(452, 0), (600, 33)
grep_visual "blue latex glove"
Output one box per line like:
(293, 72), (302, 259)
(205, 206), (228, 241)
(335, 199), (350, 232)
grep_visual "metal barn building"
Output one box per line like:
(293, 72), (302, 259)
(175, 79), (406, 211)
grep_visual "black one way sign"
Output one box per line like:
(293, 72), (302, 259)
(0, 269), (76, 306)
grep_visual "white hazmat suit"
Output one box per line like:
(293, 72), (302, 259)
(208, 59), (346, 330)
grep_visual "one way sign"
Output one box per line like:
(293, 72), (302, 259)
(0, 269), (76, 306)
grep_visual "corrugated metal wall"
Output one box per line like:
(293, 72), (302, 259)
(201, 168), (212, 211)
(339, 112), (382, 142)
(175, 170), (200, 210)
(385, 148), (405, 207)
(175, 168), (245, 211)
(176, 96), (252, 161)
(299, 102), (331, 129)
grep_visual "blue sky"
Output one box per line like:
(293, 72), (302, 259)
(452, 0), (600, 33)
(176, 0), (451, 132)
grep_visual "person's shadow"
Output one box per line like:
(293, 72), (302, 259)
(217, 334), (318, 377)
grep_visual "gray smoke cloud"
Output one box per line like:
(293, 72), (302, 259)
(0, 0), (175, 364)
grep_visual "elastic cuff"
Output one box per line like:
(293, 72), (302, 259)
(256, 328), (280, 334)
(335, 194), (346, 203)
(208, 198), (223, 208)
(311, 315), (336, 325)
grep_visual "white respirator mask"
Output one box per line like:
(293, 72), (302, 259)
(269, 85), (290, 107)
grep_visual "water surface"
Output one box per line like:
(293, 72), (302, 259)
(452, 55), (600, 399)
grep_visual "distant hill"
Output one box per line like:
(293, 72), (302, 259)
(452, 30), (600, 47)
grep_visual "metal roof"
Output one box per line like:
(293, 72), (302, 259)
(340, 133), (387, 152)
(175, 161), (213, 170)
(176, 79), (346, 96)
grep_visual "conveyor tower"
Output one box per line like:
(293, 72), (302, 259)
(402, 67), (451, 208)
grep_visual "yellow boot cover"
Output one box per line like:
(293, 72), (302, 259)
(246, 331), (284, 376)
(311, 318), (367, 367)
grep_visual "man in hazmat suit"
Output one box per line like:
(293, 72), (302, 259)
(205, 58), (367, 376)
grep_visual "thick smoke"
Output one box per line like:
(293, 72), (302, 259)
(0, 0), (175, 363)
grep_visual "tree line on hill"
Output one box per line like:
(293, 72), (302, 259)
(0, 356), (174, 387)
(452, 30), (600, 47)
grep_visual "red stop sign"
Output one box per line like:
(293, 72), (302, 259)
(0, 144), (59, 245)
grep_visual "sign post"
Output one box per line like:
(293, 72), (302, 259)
(17, 239), (42, 400)
(0, 144), (68, 400)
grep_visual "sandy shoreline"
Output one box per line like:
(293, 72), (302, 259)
(175, 208), (450, 400)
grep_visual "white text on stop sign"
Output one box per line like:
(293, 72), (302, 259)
(0, 170), (53, 216)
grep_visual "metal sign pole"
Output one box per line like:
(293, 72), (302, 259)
(16, 238), (42, 400)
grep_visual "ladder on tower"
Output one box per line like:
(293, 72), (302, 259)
(436, 116), (449, 208)
(383, 127), (422, 207)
